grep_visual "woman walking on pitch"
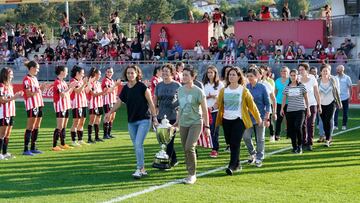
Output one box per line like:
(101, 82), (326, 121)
(87, 67), (105, 143)
(203, 65), (224, 158)
(22, 61), (47, 156)
(216, 66), (261, 175)
(154, 63), (181, 168)
(298, 63), (321, 151)
(52, 66), (76, 151)
(0, 68), (23, 160)
(102, 67), (120, 139)
(69, 66), (88, 146)
(105, 65), (158, 179)
(173, 66), (210, 184)
(243, 67), (270, 167)
(274, 66), (289, 141)
(318, 64), (341, 147)
(280, 69), (310, 154)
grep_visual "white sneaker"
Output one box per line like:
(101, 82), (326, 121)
(183, 175), (197, 184)
(334, 126), (338, 131)
(269, 136), (275, 143)
(0, 154), (4, 160)
(325, 140), (331, 147)
(3, 153), (15, 159)
(247, 154), (256, 164)
(78, 140), (89, 145)
(71, 141), (81, 147)
(342, 126), (347, 130)
(255, 160), (263, 168)
(132, 169), (142, 179)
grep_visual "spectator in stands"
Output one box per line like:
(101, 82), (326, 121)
(222, 12), (229, 38)
(188, 10), (195, 23)
(274, 49), (284, 64)
(325, 41), (336, 59)
(110, 11), (120, 38)
(256, 39), (267, 56)
(314, 40), (323, 54)
(131, 37), (142, 60)
(342, 38), (355, 58)
(268, 40), (275, 54)
(225, 33), (236, 56)
(4, 20), (14, 50)
(243, 9), (257, 22)
(275, 39), (284, 54)
(334, 49), (348, 65)
(169, 40), (183, 60)
(284, 46), (295, 61)
(99, 33), (110, 47)
(223, 51), (235, 65)
(202, 12), (211, 23)
(212, 8), (223, 39)
(202, 54), (212, 64)
(145, 15), (154, 40)
(86, 26), (96, 41)
(60, 12), (69, 36)
(194, 40), (205, 60)
(77, 12), (86, 32)
(237, 52), (248, 67)
(259, 6), (272, 21)
(209, 37), (218, 55)
(322, 5), (332, 36)
(334, 65), (352, 130)
(182, 52), (191, 61)
(174, 62), (184, 83)
(318, 48), (328, 63)
(153, 42), (162, 59)
(246, 35), (256, 56)
(96, 26), (104, 40)
(159, 27), (168, 57)
(281, 2), (291, 21)
(136, 18), (146, 42)
(299, 10), (308, 20)
(0, 28), (8, 48)
(307, 50), (319, 62)
(236, 39), (246, 57)
(258, 50), (269, 62)
(143, 38), (152, 60)
(295, 48), (306, 61)
(293, 41), (305, 55)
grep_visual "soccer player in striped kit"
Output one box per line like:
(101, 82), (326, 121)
(86, 67), (105, 143)
(52, 66), (76, 151)
(22, 61), (48, 156)
(0, 68), (23, 160)
(70, 66), (88, 146)
(102, 67), (121, 139)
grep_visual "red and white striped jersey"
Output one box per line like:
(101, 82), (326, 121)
(22, 74), (44, 111)
(102, 77), (117, 105)
(53, 78), (71, 112)
(70, 78), (87, 108)
(87, 81), (103, 109)
(0, 83), (16, 118)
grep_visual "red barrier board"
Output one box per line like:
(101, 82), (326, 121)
(151, 22), (213, 49)
(234, 20), (327, 48)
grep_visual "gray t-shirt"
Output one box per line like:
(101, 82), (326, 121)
(155, 81), (181, 121)
(178, 85), (205, 127)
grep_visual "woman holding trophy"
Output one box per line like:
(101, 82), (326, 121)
(174, 66), (210, 184)
(105, 65), (158, 179)
(153, 63), (181, 169)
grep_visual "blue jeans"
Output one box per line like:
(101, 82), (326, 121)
(128, 119), (151, 169)
(210, 112), (220, 151)
(243, 124), (265, 161)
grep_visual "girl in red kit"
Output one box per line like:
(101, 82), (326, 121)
(22, 61), (48, 156)
(87, 67), (105, 143)
(70, 66), (88, 146)
(102, 67), (121, 139)
(0, 68), (23, 160)
(52, 65), (75, 151)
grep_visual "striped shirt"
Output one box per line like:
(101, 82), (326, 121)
(53, 78), (71, 112)
(0, 83), (15, 118)
(87, 81), (103, 109)
(22, 75), (44, 110)
(70, 78), (87, 108)
(102, 77), (117, 105)
(283, 84), (307, 112)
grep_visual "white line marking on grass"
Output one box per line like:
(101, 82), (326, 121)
(103, 126), (360, 203)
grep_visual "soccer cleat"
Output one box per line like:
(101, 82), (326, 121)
(269, 135), (275, 142)
(23, 150), (35, 156)
(132, 169), (142, 179)
(52, 146), (63, 151)
(248, 154), (256, 164)
(87, 139), (96, 144)
(183, 175), (197, 184)
(209, 150), (218, 158)
(71, 141), (81, 147)
(255, 160), (263, 168)
(342, 126), (347, 130)
(3, 153), (15, 159)
(30, 149), (43, 154)
(95, 138), (104, 142)
(60, 144), (73, 150)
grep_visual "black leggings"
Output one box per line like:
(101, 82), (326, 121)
(275, 103), (287, 136)
(222, 118), (245, 169)
(286, 110), (305, 149)
(320, 101), (336, 141)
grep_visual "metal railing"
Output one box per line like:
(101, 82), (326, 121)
(2, 59), (359, 84)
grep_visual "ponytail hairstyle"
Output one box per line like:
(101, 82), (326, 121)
(88, 67), (100, 78)
(0, 67), (13, 85)
(71, 65), (84, 79)
(55, 65), (67, 76)
(24, 60), (39, 70)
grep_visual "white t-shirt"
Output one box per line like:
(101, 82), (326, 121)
(194, 45), (204, 55)
(223, 86), (243, 120)
(300, 74), (318, 106)
(204, 82), (224, 112)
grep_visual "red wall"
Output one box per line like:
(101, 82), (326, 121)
(151, 22), (213, 49)
(234, 20), (327, 48)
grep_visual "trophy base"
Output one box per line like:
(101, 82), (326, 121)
(152, 157), (171, 169)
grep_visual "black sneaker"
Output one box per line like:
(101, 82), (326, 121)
(275, 135), (280, 141)
(225, 168), (233, 176)
(103, 135), (111, 139)
(95, 138), (104, 142)
(109, 134), (115, 139)
(292, 148), (297, 153)
(296, 147), (303, 154)
(87, 139), (96, 144)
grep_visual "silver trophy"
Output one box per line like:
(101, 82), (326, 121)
(152, 115), (176, 169)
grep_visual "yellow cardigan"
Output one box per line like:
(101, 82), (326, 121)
(215, 86), (261, 129)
